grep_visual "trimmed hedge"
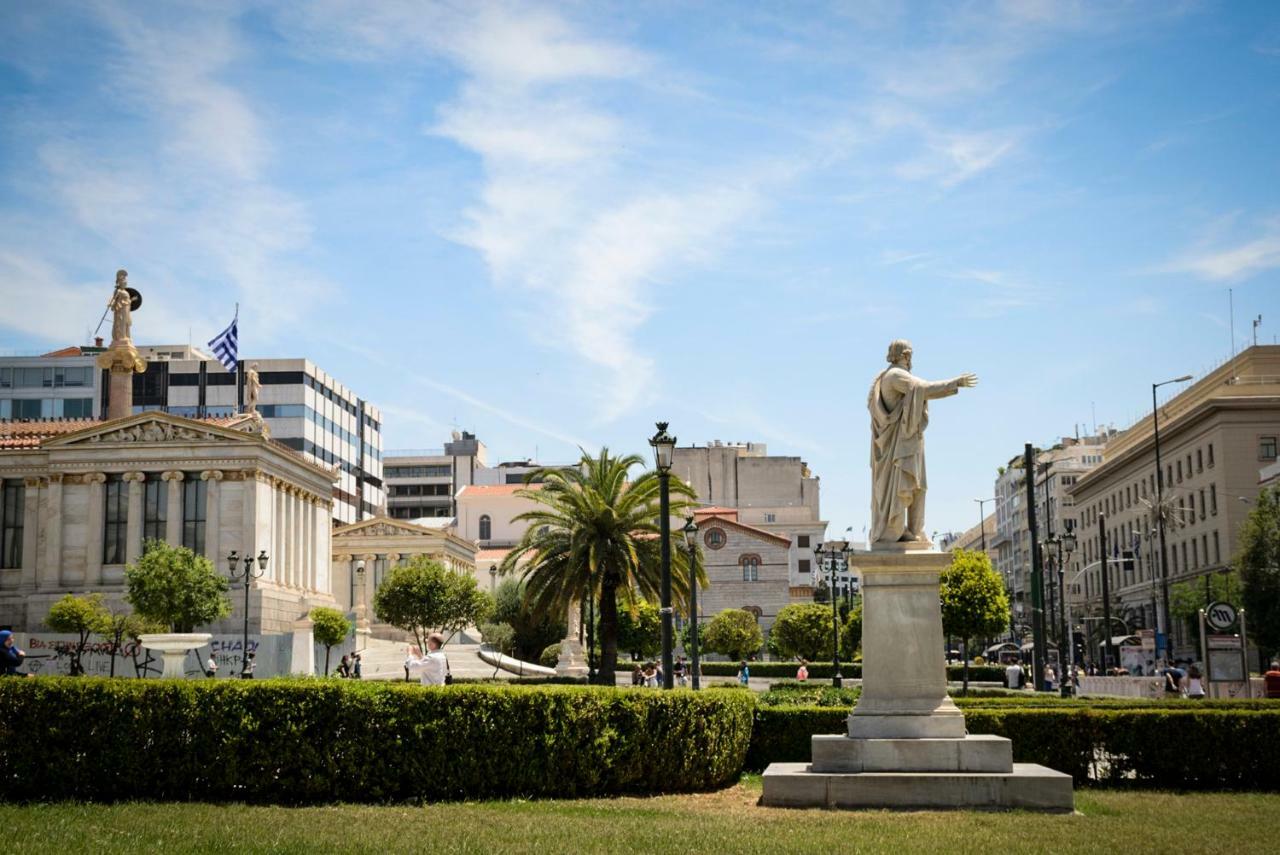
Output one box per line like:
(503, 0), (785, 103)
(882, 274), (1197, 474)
(0, 678), (753, 803)
(700, 662), (1006, 681)
(745, 705), (1280, 789)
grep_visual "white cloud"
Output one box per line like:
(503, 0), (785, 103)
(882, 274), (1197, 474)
(1164, 219), (1280, 282)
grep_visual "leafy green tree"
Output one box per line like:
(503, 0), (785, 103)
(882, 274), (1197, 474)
(124, 539), (230, 632)
(373, 555), (493, 653)
(492, 577), (566, 661)
(1171, 570), (1243, 649)
(770, 603), (836, 661)
(616, 599), (662, 660)
(479, 621), (516, 655)
(309, 606), (352, 676)
(940, 549), (1010, 693)
(45, 593), (108, 676)
(840, 601), (863, 662)
(1239, 486), (1280, 662)
(702, 609), (764, 661)
(499, 448), (701, 683)
(95, 603), (153, 678)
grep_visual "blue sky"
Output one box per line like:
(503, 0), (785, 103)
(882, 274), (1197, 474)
(2, 1), (1279, 539)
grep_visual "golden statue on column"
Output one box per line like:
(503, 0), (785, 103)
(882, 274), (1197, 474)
(97, 269), (147, 420)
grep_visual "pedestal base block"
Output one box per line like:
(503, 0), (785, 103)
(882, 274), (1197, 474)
(761, 762), (1074, 811)
(811, 734), (1012, 773)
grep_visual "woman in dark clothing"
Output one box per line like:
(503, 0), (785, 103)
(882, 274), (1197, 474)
(1, 630), (28, 676)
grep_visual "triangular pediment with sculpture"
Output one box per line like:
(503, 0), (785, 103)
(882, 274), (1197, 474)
(43, 411), (267, 448)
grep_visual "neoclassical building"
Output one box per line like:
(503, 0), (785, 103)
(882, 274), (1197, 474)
(693, 507), (794, 641)
(0, 411), (339, 634)
(331, 516), (477, 641)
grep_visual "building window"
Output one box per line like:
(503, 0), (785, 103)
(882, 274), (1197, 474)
(704, 528), (726, 550)
(764, 513), (776, 523)
(742, 605), (762, 621)
(1199, 489), (1206, 521)
(1210, 484), (1217, 516)
(479, 515), (491, 541)
(1202, 535), (1209, 568)
(143, 474), (167, 543)
(1176, 460), (1182, 482)
(103, 475), (127, 565)
(1214, 531), (1220, 563)
(1208, 444), (1214, 467)
(798, 559), (811, 574)
(1196, 449), (1203, 473)
(0, 479), (23, 569)
(797, 535), (810, 548)
(741, 555), (760, 582)
(181, 477), (207, 555)
(1261, 436), (1278, 461)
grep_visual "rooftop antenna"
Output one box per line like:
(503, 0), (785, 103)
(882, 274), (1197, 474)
(1091, 401), (1097, 435)
(1253, 314), (1263, 347)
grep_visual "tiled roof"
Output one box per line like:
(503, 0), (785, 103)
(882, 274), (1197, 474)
(476, 548), (513, 560)
(457, 484), (544, 497)
(695, 506), (740, 519)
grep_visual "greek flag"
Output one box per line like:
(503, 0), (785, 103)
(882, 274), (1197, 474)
(208, 317), (238, 373)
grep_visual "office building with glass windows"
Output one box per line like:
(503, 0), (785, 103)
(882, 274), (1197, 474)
(0, 344), (382, 524)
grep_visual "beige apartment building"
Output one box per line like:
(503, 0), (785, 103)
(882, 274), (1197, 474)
(1066, 345), (1280, 660)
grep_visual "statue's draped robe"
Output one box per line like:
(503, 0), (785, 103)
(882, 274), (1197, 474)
(868, 366), (959, 543)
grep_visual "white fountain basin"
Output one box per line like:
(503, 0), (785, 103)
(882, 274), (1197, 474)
(139, 632), (213, 679)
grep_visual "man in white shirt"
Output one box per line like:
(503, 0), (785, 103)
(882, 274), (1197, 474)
(1005, 661), (1024, 690)
(406, 633), (449, 686)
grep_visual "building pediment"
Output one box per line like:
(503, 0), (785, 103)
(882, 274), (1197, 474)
(43, 412), (264, 448)
(333, 517), (442, 540)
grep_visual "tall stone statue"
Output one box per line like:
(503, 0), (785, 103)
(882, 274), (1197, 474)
(108, 269), (133, 344)
(868, 339), (977, 546)
(245, 362), (261, 414)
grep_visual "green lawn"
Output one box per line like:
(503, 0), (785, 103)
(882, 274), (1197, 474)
(6, 778), (1278, 854)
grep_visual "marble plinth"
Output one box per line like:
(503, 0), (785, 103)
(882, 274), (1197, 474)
(761, 763), (1074, 811)
(811, 734), (1012, 774)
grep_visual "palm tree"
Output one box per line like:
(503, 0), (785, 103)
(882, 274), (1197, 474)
(499, 448), (700, 682)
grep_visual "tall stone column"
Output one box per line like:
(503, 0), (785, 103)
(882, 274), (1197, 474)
(41, 474), (63, 590)
(241, 469), (260, 575)
(304, 494), (317, 592)
(21, 477), (42, 590)
(123, 471), (145, 563)
(292, 489), (303, 589)
(162, 471), (185, 545)
(84, 473), (107, 585)
(201, 470), (223, 564)
(274, 481), (285, 586)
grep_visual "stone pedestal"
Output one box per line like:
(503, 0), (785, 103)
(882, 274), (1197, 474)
(96, 340), (147, 421)
(139, 633), (212, 680)
(759, 547), (1074, 812)
(554, 637), (589, 677)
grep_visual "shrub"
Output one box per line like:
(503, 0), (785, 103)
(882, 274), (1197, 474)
(44, 593), (108, 676)
(0, 679), (754, 803)
(309, 607), (352, 677)
(374, 557), (493, 652)
(769, 603), (836, 661)
(539, 643), (562, 668)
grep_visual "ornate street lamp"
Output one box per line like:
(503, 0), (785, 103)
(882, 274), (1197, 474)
(227, 549), (268, 678)
(816, 541), (847, 688)
(649, 422), (677, 690)
(1152, 373), (1193, 664)
(682, 515), (700, 690)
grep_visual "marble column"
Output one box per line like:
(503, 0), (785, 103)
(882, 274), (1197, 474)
(272, 481), (284, 585)
(291, 490), (303, 590)
(40, 474), (63, 590)
(304, 494), (316, 592)
(21, 477), (42, 590)
(84, 472), (107, 585)
(201, 470), (223, 564)
(162, 471), (185, 545)
(123, 471), (145, 563)
(241, 469), (260, 576)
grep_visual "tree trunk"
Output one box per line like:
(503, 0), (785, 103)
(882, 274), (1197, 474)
(598, 574), (620, 683)
(324, 647), (331, 677)
(961, 637), (970, 695)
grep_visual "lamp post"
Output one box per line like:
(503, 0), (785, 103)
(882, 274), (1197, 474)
(1057, 528), (1077, 694)
(974, 497), (994, 551)
(683, 515), (700, 690)
(227, 549), (268, 678)
(816, 541), (847, 688)
(1152, 373), (1192, 664)
(649, 421), (677, 690)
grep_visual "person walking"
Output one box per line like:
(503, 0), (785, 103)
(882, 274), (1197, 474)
(1005, 659), (1024, 690)
(241, 651), (256, 679)
(737, 660), (750, 686)
(352, 652), (363, 680)
(338, 654), (351, 678)
(674, 656), (688, 687)
(796, 659), (809, 682)
(205, 652), (218, 678)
